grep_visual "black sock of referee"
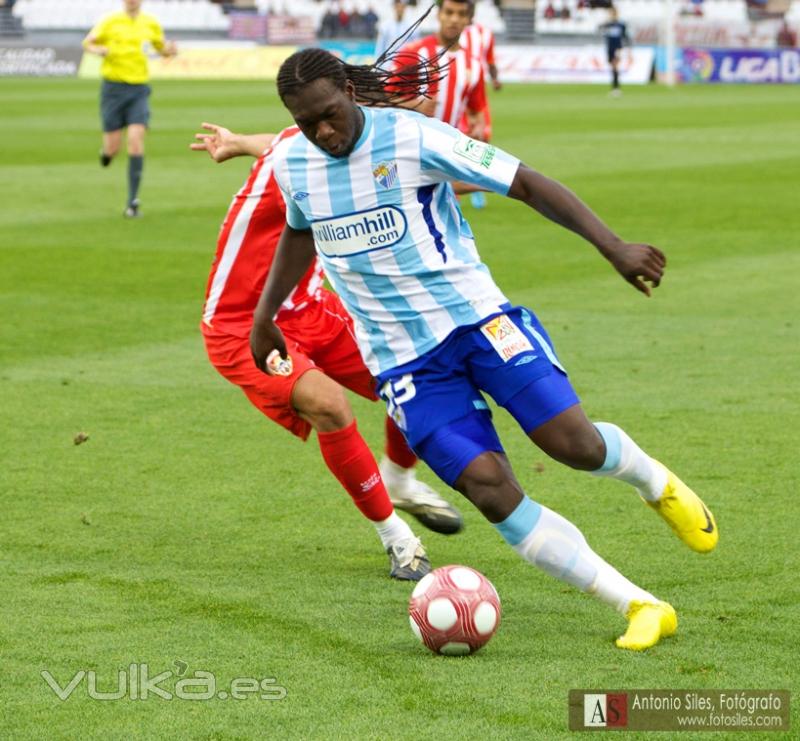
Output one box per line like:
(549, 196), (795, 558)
(612, 69), (619, 90)
(128, 155), (144, 206)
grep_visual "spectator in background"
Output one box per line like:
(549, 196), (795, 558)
(560, 3), (572, 19)
(349, 8), (366, 37)
(364, 6), (379, 38)
(320, 6), (339, 38)
(337, 5), (350, 35)
(543, 2), (557, 20)
(375, 0), (419, 59)
(776, 20), (798, 47)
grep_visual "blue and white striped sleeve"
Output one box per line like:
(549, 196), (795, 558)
(281, 188), (311, 230)
(416, 117), (520, 195)
(273, 166), (311, 231)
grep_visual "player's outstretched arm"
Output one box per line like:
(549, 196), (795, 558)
(250, 226), (316, 372)
(489, 63), (502, 91)
(82, 32), (108, 57)
(507, 164), (666, 296)
(190, 123), (277, 163)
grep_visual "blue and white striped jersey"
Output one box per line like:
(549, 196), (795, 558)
(271, 106), (521, 375)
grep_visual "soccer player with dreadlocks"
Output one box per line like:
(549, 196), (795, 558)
(193, 53), (461, 582)
(250, 45), (719, 651)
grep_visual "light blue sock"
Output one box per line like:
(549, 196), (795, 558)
(493, 496), (541, 546)
(592, 422), (666, 501)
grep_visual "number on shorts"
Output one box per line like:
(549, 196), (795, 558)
(380, 374), (416, 429)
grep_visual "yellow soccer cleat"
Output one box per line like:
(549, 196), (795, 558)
(616, 601), (677, 651)
(645, 467), (719, 553)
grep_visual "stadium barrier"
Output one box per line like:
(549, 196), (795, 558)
(70, 42), (655, 84)
(77, 42), (297, 80)
(4, 41), (795, 84)
(494, 44), (655, 84)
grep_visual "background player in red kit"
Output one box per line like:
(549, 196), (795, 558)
(192, 122), (463, 581)
(459, 2), (501, 208)
(392, 0), (487, 139)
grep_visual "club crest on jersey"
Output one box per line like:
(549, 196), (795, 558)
(453, 135), (496, 169)
(373, 161), (398, 189)
(481, 315), (534, 361)
(292, 191), (309, 201)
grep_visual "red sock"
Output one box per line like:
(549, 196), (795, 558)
(317, 420), (394, 522)
(385, 417), (417, 469)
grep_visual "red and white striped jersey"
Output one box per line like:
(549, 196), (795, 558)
(393, 34), (486, 128)
(460, 22), (496, 76)
(202, 126), (324, 337)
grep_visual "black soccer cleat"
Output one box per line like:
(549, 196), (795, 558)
(100, 151), (112, 167)
(123, 199), (140, 218)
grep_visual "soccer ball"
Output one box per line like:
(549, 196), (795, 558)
(408, 565), (501, 656)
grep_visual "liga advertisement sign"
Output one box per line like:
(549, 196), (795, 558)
(495, 45), (654, 84)
(675, 48), (800, 84)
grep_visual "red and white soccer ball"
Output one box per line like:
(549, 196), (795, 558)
(408, 565), (501, 656)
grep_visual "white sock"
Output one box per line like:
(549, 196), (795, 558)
(373, 511), (414, 549)
(496, 497), (657, 615)
(592, 422), (668, 501)
(379, 456), (414, 495)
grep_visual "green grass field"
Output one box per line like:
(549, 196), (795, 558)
(1, 79), (799, 739)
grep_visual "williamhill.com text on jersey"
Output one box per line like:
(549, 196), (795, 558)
(312, 206), (407, 257)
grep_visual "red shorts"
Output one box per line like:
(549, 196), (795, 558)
(203, 291), (376, 440)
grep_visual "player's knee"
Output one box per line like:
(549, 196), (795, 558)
(542, 426), (606, 471)
(563, 430), (606, 471)
(455, 453), (524, 522)
(292, 372), (353, 432)
(127, 128), (146, 156)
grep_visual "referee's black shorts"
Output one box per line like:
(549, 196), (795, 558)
(100, 79), (151, 132)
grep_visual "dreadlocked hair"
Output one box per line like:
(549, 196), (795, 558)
(276, 4), (451, 108)
(276, 47), (347, 102)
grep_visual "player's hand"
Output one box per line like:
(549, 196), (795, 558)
(163, 40), (177, 57)
(608, 242), (666, 297)
(190, 122), (238, 163)
(250, 319), (287, 374)
(492, 79), (502, 91)
(468, 122), (487, 141)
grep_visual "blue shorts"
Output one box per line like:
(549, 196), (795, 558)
(376, 306), (580, 485)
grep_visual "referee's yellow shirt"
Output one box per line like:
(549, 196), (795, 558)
(87, 11), (165, 84)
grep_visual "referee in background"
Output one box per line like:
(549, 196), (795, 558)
(83, 0), (176, 217)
